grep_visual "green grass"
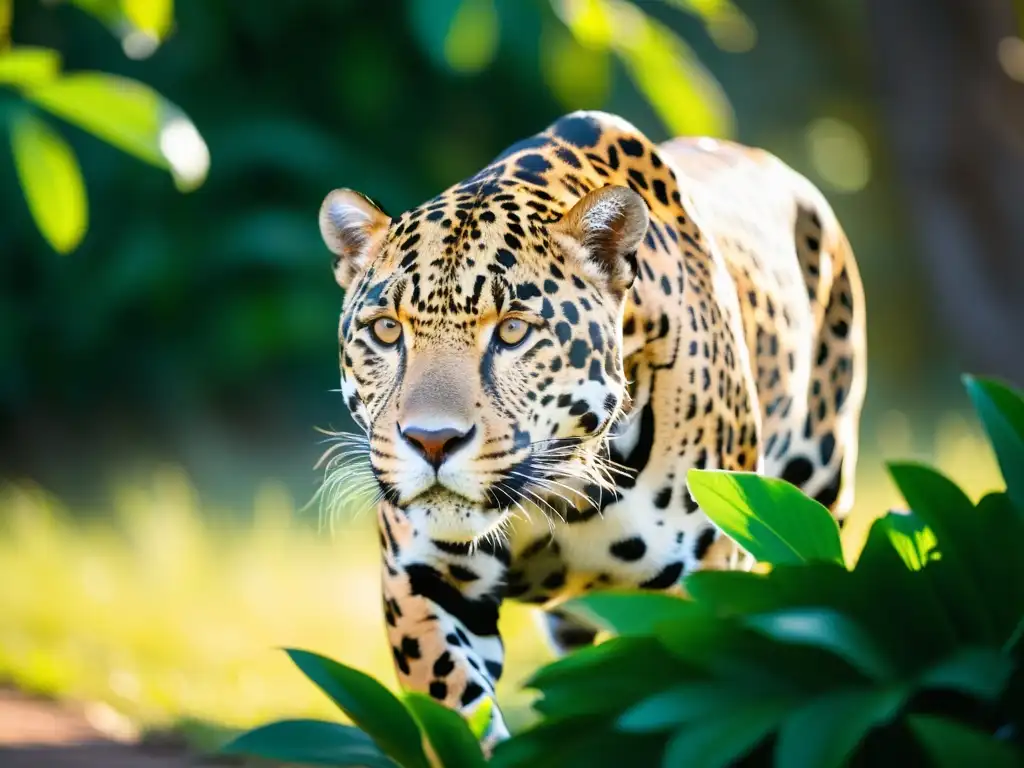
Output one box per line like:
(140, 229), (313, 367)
(0, 411), (1005, 743)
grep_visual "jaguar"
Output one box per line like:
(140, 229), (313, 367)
(317, 110), (866, 744)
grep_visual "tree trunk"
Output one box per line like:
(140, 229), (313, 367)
(864, 0), (1024, 385)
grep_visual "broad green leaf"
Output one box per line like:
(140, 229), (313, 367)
(555, 0), (733, 137)
(10, 112), (88, 254)
(465, 696), (493, 741)
(285, 649), (430, 768)
(774, 687), (907, 768)
(878, 510), (939, 571)
(855, 517), (961, 657)
(561, 591), (699, 635)
(888, 462), (996, 641)
(0, 47), (61, 85)
(220, 719), (399, 768)
(662, 701), (784, 768)
(618, 684), (796, 733)
(909, 715), (1022, 768)
(687, 469), (845, 567)
(744, 609), (895, 680)
(405, 694), (486, 768)
(25, 73), (208, 191)
(965, 375), (1024, 515)
(920, 647), (1014, 701)
(529, 637), (699, 720)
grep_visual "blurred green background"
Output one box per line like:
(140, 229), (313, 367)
(1, 0), (1022, 745)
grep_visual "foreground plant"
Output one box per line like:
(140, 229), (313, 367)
(223, 375), (1024, 767)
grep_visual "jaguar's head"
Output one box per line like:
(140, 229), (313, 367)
(320, 178), (648, 542)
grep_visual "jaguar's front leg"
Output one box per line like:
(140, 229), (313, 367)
(378, 502), (510, 748)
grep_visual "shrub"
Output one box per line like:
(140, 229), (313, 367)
(222, 375), (1024, 767)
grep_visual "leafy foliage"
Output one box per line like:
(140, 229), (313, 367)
(222, 374), (1024, 766)
(1, 0), (206, 253)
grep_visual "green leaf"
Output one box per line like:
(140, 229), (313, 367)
(909, 715), (1022, 768)
(553, 0), (734, 137)
(25, 73), (208, 191)
(878, 510), (939, 571)
(0, 47), (61, 85)
(220, 719), (399, 767)
(919, 647), (1014, 701)
(619, 684), (796, 733)
(10, 112), (88, 254)
(687, 469), (845, 567)
(560, 591), (699, 635)
(743, 608), (896, 680)
(888, 462), (996, 641)
(465, 696), (493, 741)
(774, 687), (907, 768)
(965, 375), (1024, 515)
(285, 649), (430, 768)
(405, 694), (486, 768)
(662, 700), (784, 768)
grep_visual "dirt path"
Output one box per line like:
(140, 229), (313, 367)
(0, 691), (199, 767)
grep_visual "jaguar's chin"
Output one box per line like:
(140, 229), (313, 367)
(406, 487), (506, 543)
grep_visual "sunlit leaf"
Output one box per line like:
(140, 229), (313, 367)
(0, 47), (61, 85)
(554, 0), (734, 137)
(25, 73), (208, 191)
(285, 649), (430, 768)
(909, 715), (1022, 768)
(539, 21), (610, 110)
(774, 687), (907, 768)
(888, 463), (996, 641)
(465, 696), (493, 741)
(122, 0), (173, 40)
(878, 509), (939, 571)
(964, 375), (1024, 515)
(71, 0), (172, 58)
(405, 693), (486, 768)
(662, 0), (757, 53)
(687, 469), (845, 567)
(10, 112), (88, 254)
(220, 719), (399, 768)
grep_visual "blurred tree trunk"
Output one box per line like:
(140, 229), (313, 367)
(864, 0), (1024, 385)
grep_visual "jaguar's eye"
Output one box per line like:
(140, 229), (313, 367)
(370, 317), (402, 346)
(496, 317), (530, 348)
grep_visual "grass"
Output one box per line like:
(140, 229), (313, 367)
(0, 410), (1006, 745)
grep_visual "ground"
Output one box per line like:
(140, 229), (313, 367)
(0, 690), (196, 767)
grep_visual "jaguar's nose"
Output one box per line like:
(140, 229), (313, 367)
(399, 424), (476, 469)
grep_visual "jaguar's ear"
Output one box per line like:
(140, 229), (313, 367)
(553, 185), (649, 299)
(319, 189), (391, 290)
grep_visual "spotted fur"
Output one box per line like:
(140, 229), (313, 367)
(319, 111), (867, 745)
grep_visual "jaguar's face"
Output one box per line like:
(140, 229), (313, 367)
(321, 182), (648, 542)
